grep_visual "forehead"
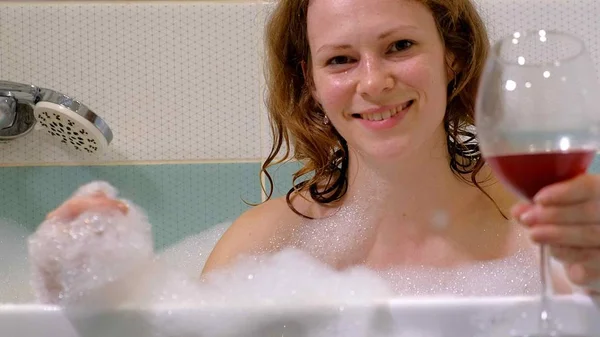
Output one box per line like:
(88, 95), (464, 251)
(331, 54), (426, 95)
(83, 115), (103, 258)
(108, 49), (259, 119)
(306, 0), (437, 42)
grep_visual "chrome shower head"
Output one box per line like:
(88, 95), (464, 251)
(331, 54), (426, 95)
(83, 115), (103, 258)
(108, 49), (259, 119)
(34, 89), (113, 153)
(0, 81), (113, 153)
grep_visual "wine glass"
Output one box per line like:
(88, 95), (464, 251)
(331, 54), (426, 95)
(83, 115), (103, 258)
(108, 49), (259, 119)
(475, 30), (600, 336)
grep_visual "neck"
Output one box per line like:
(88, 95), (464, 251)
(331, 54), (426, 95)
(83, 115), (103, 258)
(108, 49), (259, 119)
(343, 126), (494, 231)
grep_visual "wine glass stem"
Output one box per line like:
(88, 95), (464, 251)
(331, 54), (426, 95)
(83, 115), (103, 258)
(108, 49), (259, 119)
(539, 243), (553, 332)
(540, 243), (553, 297)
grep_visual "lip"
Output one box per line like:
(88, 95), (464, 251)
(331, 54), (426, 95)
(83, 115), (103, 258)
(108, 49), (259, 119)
(359, 105), (400, 116)
(354, 100), (414, 131)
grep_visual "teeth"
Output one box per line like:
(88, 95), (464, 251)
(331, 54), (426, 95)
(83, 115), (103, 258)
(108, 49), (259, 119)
(362, 104), (407, 121)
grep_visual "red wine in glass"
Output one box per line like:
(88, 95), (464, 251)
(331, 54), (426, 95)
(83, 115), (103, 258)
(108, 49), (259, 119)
(486, 150), (596, 200)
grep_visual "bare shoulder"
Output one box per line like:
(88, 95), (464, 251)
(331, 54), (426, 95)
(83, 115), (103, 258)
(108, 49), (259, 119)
(201, 195), (304, 275)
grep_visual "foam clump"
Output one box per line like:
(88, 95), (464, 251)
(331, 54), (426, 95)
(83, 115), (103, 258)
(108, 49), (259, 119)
(137, 246), (394, 309)
(27, 181), (154, 305)
(148, 248), (396, 337)
(201, 248), (393, 305)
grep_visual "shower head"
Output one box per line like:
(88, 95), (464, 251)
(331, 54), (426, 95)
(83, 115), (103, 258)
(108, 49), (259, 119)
(0, 81), (113, 153)
(34, 89), (113, 153)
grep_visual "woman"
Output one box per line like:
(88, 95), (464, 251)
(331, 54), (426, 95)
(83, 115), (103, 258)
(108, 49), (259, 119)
(39, 0), (600, 298)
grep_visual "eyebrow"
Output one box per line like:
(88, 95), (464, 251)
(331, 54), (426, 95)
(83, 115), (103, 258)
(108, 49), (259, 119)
(378, 25), (418, 40)
(315, 25), (419, 54)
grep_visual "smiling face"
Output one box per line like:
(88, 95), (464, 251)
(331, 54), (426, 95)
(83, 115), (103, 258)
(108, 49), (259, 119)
(307, 0), (452, 161)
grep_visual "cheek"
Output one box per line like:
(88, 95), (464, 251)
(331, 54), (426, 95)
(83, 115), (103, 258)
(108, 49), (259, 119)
(401, 58), (446, 97)
(400, 58), (448, 114)
(313, 75), (354, 114)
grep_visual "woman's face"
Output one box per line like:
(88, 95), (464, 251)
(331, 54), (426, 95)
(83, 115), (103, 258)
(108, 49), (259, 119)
(307, 0), (451, 161)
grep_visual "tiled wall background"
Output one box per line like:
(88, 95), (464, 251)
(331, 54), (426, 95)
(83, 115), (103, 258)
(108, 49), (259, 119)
(1, 0), (600, 250)
(0, 2), (262, 164)
(0, 2), (269, 249)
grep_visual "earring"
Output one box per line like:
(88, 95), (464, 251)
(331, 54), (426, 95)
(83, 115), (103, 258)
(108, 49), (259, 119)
(323, 115), (330, 125)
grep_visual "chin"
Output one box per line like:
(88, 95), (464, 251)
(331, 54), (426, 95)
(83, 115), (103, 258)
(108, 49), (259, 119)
(353, 140), (415, 163)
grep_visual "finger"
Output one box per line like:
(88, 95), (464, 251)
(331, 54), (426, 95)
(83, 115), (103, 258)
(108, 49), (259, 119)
(46, 198), (108, 220)
(550, 245), (594, 264)
(534, 174), (600, 206)
(58, 198), (128, 218)
(116, 200), (129, 215)
(510, 201), (533, 220)
(529, 224), (600, 247)
(46, 197), (128, 220)
(519, 201), (600, 226)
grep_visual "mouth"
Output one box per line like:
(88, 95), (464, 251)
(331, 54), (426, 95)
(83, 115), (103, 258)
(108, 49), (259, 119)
(352, 100), (415, 121)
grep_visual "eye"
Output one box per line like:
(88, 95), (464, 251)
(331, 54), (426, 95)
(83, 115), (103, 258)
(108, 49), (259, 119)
(389, 40), (414, 53)
(326, 56), (354, 66)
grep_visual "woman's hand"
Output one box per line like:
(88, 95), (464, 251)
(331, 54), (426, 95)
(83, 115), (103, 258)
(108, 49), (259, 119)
(512, 174), (600, 294)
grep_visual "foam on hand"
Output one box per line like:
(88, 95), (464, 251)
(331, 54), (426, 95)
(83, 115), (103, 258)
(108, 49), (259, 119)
(27, 181), (154, 305)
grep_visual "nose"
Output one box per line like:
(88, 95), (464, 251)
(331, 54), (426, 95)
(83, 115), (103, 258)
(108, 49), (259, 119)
(356, 57), (394, 100)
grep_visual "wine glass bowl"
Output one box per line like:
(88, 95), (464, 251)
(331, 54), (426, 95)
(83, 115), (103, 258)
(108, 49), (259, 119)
(475, 30), (600, 336)
(477, 31), (599, 156)
(477, 30), (599, 201)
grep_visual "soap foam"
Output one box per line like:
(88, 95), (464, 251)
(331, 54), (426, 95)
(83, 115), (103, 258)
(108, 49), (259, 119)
(146, 247), (396, 337)
(26, 181), (543, 337)
(289, 173), (385, 267)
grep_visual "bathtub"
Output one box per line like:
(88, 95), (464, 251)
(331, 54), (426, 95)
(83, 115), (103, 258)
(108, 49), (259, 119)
(2, 221), (599, 336)
(1, 295), (599, 336)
